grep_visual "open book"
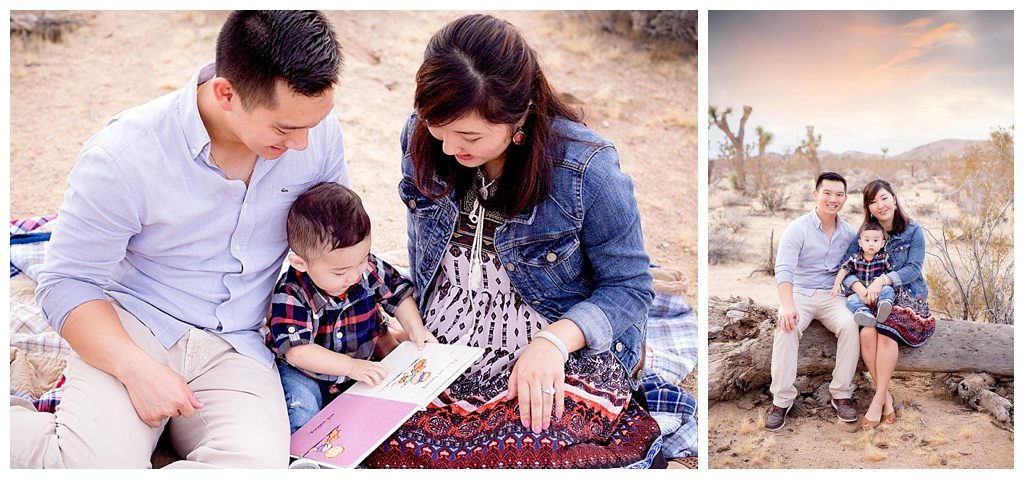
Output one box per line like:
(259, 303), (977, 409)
(288, 341), (483, 469)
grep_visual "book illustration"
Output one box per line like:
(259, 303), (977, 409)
(307, 426), (346, 459)
(394, 358), (432, 386)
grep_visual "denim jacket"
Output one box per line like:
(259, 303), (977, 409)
(843, 221), (928, 299)
(398, 113), (654, 387)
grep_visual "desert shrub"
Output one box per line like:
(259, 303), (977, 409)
(750, 169), (790, 213)
(712, 209), (747, 234)
(627, 11), (697, 46)
(709, 217), (747, 265)
(721, 191), (746, 208)
(925, 128), (1014, 324)
(10, 12), (83, 44)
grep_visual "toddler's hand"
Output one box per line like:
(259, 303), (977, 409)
(347, 359), (388, 387)
(829, 285), (840, 297)
(407, 325), (438, 350)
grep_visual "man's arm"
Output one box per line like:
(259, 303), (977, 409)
(35, 145), (200, 428)
(774, 221), (802, 332)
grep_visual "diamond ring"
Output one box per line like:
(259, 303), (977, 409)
(541, 386), (555, 396)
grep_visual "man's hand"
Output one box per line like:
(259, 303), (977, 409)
(120, 359), (204, 428)
(777, 305), (800, 332)
(347, 359), (388, 387)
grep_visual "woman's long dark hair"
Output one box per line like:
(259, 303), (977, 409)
(410, 14), (582, 216)
(862, 179), (910, 234)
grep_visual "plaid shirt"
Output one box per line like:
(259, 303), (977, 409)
(267, 253), (413, 384)
(841, 250), (891, 287)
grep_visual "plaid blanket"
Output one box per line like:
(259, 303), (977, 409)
(641, 267), (699, 459)
(10, 214), (57, 279)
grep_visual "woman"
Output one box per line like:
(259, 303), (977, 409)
(365, 14), (662, 468)
(844, 179), (936, 429)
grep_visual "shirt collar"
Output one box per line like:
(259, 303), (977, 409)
(177, 62), (216, 167)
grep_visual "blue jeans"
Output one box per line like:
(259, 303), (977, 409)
(279, 363), (338, 433)
(846, 285), (895, 314)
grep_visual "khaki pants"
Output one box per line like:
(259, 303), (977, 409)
(10, 300), (289, 468)
(769, 290), (859, 408)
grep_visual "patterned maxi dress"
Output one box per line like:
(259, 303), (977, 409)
(364, 182), (662, 468)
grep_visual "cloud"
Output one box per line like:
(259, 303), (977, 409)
(865, 22), (958, 80)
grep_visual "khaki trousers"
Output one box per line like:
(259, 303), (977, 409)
(10, 300), (289, 468)
(769, 290), (860, 408)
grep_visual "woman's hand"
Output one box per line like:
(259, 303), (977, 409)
(406, 324), (438, 350)
(506, 338), (566, 434)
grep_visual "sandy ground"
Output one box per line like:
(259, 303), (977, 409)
(9, 10), (696, 297)
(709, 373), (1014, 469)
(707, 168), (1014, 468)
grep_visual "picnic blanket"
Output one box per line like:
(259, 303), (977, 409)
(642, 266), (699, 460)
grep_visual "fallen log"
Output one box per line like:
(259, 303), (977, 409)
(709, 296), (1014, 403)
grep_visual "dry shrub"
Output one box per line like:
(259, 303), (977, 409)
(627, 11), (697, 46)
(926, 128), (1014, 324)
(10, 12), (83, 44)
(721, 190), (746, 207)
(712, 209), (747, 234)
(750, 157), (791, 213)
(709, 226), (747, 265)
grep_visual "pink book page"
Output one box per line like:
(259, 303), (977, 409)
(290, 394), (419, 468)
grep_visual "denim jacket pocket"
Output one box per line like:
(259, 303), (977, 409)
(887, 242), (911, 269)
(517, 231), (591, 296)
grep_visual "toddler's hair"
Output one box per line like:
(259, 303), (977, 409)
(859, 220), (887, 240)
(286, 182), (370, 260)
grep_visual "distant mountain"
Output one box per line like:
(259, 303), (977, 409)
(811, 139), (987, 162)
(890, 139), (988, 162)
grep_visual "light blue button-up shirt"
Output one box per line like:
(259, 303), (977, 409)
(774, 207), (857, 297)
(35, 63), (348, 367)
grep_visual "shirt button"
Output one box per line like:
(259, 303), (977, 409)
(614, 342), (624, 353)
(545, 252), (557, 263)
(242, 203), (249, 209)
(506, 263), (515, 272)
(287, 326), (296, 333)
(234, 244), (240, 250)
(407, 199), (416, 210)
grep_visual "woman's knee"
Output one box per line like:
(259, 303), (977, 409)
(859, 327), (878, 343)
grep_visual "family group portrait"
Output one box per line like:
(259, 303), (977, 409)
(7, 10), (698, 469)
(707, 11), (1014, 468)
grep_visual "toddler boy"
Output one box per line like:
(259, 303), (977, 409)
(830, 222), (894, 327)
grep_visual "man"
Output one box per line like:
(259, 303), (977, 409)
(11, 11), (346, 467)
(766, 172), (860, 431)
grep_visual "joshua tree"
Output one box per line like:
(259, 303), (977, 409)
(755, 126), (773, 158)
(709, 105), (752, 193)
(881, 147), (889, 160)
(795, 125), (822, 174)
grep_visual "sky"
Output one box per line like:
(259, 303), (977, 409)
(709, 11), (1014, 155)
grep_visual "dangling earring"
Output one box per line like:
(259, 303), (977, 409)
(512, 127), (525, 146)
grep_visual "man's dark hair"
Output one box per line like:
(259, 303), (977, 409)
(859, 220), (888, 239)
(815, 171), (847, 191)
(287, 182), (370, 261)
(216, 11), (342, 110)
